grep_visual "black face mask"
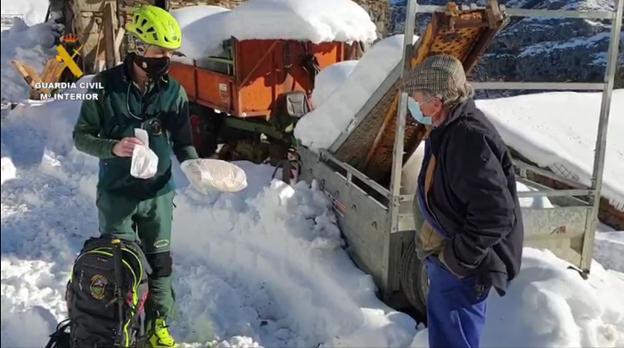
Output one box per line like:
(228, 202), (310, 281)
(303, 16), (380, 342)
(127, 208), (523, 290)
(134, 54), (171, 80)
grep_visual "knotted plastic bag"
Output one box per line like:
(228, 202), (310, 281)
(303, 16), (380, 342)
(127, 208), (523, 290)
(130, 128), (159, 179)
(181, 159), (248, 193)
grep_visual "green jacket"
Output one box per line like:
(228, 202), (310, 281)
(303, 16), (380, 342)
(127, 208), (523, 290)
(73, 55), (198, 199)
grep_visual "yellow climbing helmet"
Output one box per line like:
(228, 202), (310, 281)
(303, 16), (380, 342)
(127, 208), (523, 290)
(125, 5), (181, 50)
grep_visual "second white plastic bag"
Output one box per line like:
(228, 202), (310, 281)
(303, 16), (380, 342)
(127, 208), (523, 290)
(181, 159), (248, 193)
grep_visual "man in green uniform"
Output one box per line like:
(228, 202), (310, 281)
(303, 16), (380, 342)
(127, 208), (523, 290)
(73, 5), (199, 347)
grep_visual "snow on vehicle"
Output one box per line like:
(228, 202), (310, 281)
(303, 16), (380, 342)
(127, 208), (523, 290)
(166, 0), (377, 180)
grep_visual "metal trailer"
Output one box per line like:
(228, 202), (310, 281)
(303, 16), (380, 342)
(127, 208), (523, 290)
(298, 0), (623, 317)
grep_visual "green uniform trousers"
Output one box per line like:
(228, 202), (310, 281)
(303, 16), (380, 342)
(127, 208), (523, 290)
(96, 189), (175, 321)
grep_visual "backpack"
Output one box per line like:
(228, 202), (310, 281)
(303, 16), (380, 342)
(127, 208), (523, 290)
(49, 236), (151, 348)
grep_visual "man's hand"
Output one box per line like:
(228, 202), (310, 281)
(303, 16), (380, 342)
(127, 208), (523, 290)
(112, 137), (144, 157)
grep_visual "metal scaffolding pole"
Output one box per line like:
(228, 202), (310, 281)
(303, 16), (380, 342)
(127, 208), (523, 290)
(580, 0), (624, 272)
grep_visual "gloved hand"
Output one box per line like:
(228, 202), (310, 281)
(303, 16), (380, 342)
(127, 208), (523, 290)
(181, 159), (247, 194)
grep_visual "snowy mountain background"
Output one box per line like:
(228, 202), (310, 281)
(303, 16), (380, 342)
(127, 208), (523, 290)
(389, 0), (624, 91)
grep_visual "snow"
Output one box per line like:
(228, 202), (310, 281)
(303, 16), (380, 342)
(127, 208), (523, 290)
(1, 0), (49, 26)
(411, 248), (624, 348)
(2, 85), (624, 348)
(2, 6), (624, 346)
(171, 5), (230, 29)
(1, 157), (16, 184)
(0, 91), (417, 346)
(595, 223), (624, 273)
(297, 52), (624, 210)
(1, 19), (59, 102)
(173, 0), (377, 59)
(476, 91), (624, 210)
(311, 60), (358, 108)
(295, 35), (408, 150)
(519, 32), (611, 58)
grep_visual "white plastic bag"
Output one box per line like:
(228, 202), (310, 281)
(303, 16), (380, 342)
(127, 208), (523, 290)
(181, 159), (248, 193)
(130, 128), (159, 179)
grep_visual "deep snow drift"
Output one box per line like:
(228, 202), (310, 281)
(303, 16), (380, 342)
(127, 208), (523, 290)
(173, 0), (377, 59)
(0, 87), (416, 347)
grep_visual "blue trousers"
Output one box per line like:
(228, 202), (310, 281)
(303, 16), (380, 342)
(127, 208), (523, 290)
(426, 257), (489, 348)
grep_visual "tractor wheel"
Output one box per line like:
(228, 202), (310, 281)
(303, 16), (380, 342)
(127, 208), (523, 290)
(399, 239), (429, 319)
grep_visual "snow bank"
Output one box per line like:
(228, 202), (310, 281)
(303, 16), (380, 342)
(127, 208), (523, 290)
(174, 0), (377, 59)
(595, 223), (624, 273)
(411, 248), (624, 348)
(476, 91), (624, 210)
(1, 0), (49, 26)
(1, 157), (16, 185)
(1, 19), (60, 102)
(595, 232), (624, 272)
(295, 35), (407, 150)
(2, 60), (624, 347)
(1, 92), (416, 346)
(311, 60), (358, 108)
(172, 179), (416, 346)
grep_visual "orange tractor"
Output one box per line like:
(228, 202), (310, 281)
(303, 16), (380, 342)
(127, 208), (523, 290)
(169, 37), (362, 180)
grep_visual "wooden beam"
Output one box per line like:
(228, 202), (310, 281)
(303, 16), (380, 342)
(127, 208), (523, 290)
(103, 1), (118, 69)
(114, 27), (125, 65)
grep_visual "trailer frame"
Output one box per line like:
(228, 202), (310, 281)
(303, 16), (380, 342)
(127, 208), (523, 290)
(299, 0), (623, 312)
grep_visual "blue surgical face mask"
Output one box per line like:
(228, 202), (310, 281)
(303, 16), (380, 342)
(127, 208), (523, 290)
(407, 97), (432, 125)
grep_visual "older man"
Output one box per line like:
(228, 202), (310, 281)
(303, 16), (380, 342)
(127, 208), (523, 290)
(405, 54), (524, 348)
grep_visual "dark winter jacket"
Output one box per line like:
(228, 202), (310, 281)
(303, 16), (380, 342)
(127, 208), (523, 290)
(416, 98), (523, 295)
(73, 54), (198, 200)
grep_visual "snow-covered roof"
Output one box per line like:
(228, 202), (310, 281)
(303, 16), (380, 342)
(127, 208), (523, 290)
(173, 0), (378, 59)
(476, 91), (624, 210)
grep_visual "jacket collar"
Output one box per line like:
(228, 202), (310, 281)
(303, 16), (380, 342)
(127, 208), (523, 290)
(439, 98), (475, 128)
(428, 98), (476, 152)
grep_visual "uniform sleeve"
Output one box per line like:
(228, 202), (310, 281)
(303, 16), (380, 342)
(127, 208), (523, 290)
(170, 86), (199, 163)
(441, 129), (515, 277)
(72, 77), (119, 159)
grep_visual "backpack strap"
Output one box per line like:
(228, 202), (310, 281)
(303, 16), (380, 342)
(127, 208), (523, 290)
(111, 239), (126, 347)
(45, 319), (71, 348)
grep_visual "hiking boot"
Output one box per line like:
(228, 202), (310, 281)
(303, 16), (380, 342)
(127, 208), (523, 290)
(148, 318), (177, 347)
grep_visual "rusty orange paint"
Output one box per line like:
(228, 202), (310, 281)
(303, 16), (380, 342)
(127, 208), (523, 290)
(169, 63), (197, 101)
(170, 38), (349, 119)
(196, 69), (233, 112)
